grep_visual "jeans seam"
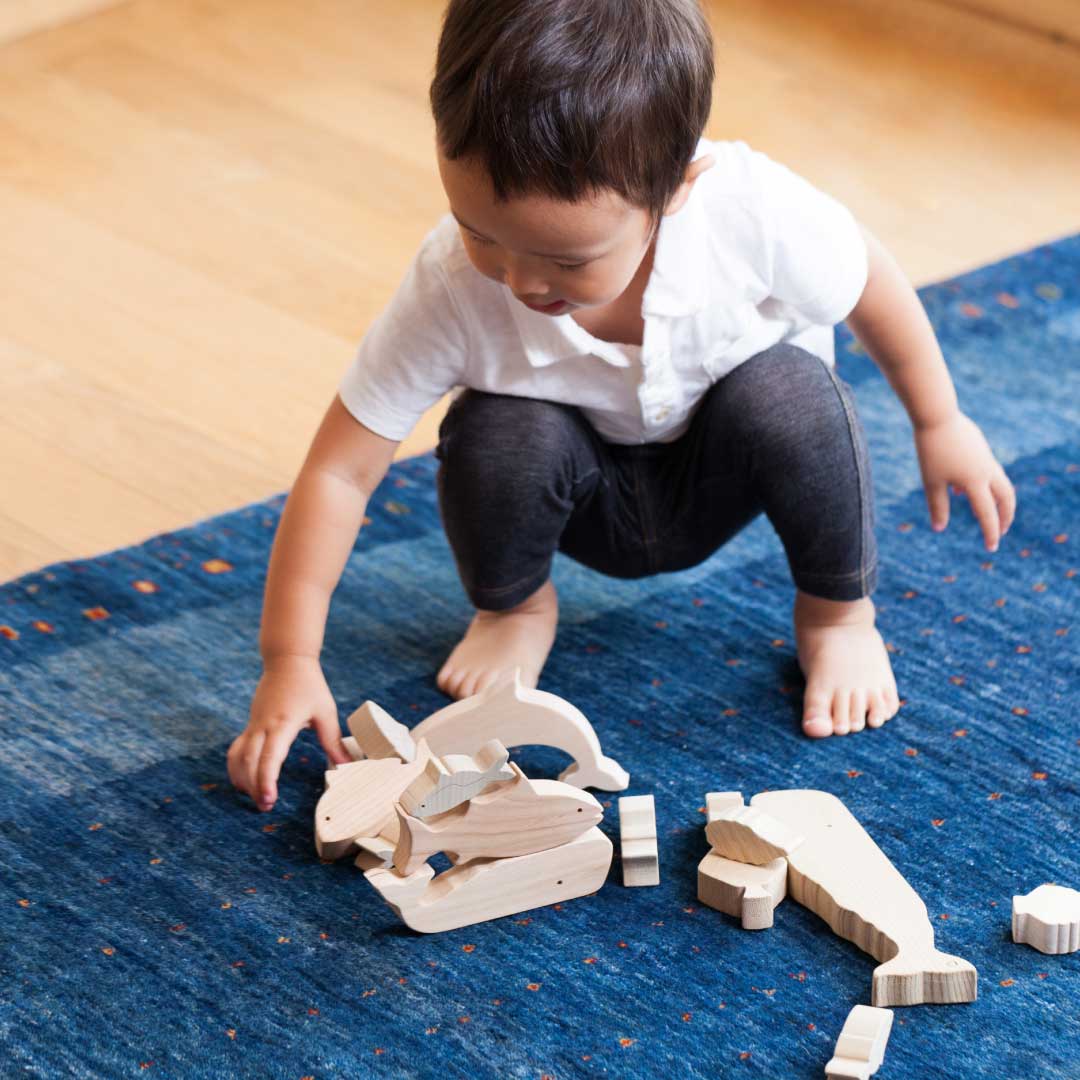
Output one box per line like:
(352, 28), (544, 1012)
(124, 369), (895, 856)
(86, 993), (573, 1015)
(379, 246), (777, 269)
(823, 365), (875, 595)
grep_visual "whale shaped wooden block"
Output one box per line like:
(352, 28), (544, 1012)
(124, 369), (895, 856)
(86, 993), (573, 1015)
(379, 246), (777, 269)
(751, 790), (977, 1006)
(392, 763), (602, 875)
(698, 850), (786, 929)
(399, 739), (515, 819)
(409, 669), (629, 792)
(314, 741), (434, 860)
(825, 1004), (893, 1079)
(705, 803), (804, 865)
(1012, 884), (1080, 954)
(345, 700), (416, 762)
(365, 826), (613, 933)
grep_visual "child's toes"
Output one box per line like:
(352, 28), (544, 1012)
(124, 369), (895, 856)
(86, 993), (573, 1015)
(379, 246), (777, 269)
(802, 686), (834, 738)
(848, 689), (867, 733)
(866, 691), (887, 728)
(832, 692), (851, 736)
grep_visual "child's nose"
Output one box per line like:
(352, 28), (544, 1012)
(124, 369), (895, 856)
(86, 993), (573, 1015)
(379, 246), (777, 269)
(503, 259), (549, 301)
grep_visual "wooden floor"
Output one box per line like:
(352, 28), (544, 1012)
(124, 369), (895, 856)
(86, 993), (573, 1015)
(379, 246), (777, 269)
(2, 0), (1079, 582)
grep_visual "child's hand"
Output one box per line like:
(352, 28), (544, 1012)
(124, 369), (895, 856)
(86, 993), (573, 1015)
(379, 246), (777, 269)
(227, 655), (352, 812)
(914, 411), (1016, 552)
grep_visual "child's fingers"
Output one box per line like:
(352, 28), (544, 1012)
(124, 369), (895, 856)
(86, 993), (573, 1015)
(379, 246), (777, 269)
(256, 726), (296, 811)
(926, 483), (950, 532)
(967, 484), (1000, 552)
(312, 706), (351, 766)
(228, 730), (265, 801)
(992, 470), (1016, 535)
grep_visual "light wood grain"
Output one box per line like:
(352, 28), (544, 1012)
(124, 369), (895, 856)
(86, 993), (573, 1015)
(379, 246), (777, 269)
(825, 1004), (894, 1080)
(619, 794), (660, 887)
(752, 789), (978, 1007)
(1012, 883), (1080, 954)
(0, 0), (120, 46)
(3, 0), (1080, 582)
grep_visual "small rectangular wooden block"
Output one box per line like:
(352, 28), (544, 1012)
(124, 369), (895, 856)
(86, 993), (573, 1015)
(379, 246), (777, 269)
(619, 794), (659, 887)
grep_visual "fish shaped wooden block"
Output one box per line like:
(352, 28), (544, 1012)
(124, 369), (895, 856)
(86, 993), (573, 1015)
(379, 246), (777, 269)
(392, 763), (602, 875)
(1012, 883), (1080, 954)
(751, 789), (977, 1007)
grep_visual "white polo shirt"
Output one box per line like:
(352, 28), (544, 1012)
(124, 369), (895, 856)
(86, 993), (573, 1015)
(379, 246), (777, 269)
(338, 138), (868, 445)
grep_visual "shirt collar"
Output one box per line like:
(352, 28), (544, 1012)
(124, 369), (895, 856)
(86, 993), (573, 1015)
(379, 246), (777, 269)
(508, 146), (711, 367)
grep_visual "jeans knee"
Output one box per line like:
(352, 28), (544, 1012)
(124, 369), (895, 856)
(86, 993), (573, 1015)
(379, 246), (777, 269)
(436, 391), (585, 496)
(714, 344), (855, 457)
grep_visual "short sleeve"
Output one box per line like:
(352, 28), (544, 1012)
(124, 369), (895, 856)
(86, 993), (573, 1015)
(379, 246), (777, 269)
(745, 147), (868, 326)
(338, 226), (468, 441)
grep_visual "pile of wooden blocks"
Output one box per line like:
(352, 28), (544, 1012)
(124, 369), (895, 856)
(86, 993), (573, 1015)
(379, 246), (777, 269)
(314, 671), (629, 933)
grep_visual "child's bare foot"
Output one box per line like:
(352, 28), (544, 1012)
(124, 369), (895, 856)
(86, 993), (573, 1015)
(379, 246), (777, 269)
(437, 579), (559, 700)
(793, 590), (900, 738)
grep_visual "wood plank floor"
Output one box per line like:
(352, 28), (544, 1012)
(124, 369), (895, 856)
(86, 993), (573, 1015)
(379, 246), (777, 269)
(2, 0), (1079, 582)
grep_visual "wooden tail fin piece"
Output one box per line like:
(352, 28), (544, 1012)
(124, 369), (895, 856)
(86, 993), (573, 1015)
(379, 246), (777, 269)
(751, 789), (977, 1007)
(825, 1004), (893, 1079)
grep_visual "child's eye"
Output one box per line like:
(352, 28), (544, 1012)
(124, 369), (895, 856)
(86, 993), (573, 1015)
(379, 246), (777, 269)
(467, 232), (492, 246)
(556, 261), (587, 272)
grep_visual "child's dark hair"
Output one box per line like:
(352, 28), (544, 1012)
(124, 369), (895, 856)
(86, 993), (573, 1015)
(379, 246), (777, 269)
(430, 0), (714, 222)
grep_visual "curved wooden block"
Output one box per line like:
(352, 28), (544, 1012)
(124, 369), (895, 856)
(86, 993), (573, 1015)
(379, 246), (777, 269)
(409, 669), (629, 792)
(698, 850), (786, 929)
(1012, 883), (1080, 954)
(365, 826), (613, 933)
(751, 790), (977, 1006)
(618, 795), (659, 887)
(345, 700), (416, 762)
(705, 804), (804, 865)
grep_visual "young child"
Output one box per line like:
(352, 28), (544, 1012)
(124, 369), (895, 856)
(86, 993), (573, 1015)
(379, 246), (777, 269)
(228, 0), (1015, 811)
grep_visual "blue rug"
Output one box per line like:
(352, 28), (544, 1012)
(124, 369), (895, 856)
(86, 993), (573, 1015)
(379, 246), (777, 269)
(2, 237), (1078, 1080)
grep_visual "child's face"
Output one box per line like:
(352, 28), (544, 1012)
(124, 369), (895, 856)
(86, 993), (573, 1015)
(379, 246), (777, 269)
(438, 151), (656, 317)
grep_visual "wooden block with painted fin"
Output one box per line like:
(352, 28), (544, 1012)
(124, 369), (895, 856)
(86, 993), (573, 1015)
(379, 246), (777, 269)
(398, 738), (515, 819)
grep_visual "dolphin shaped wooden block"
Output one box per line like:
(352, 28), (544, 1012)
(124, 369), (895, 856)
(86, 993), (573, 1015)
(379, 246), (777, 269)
(392, 763), (602, 875)
(408, 669), (629, 792)
(398, 739), (516, 819)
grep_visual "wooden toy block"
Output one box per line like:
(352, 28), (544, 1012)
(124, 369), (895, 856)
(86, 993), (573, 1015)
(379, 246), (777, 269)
(619, 794), (659, 887)
(392, 763), (603, 875)
(353, 831), (397, 871)
(705, 791), (744, 821)
(1012, 884), (1080, 954)
(365, 825), (613, 933)
(314, 741), (434, 860)
(345, 700), (416, 762)
(825, 1004), (893, 1079)
(342, 736), (364, 763)
(752, 789), (977, 1006)
(409, 668), (630, 792)
(398, 739), (515, 819)
(705, 804), (804, 865)
(697, 850), (786, 929)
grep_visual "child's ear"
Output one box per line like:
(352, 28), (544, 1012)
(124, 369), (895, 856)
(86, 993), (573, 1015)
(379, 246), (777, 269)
(664, 154), (716, 216)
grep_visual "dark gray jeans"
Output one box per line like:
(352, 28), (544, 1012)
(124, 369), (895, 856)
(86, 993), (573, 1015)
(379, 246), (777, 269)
(434, 343), (877, 610)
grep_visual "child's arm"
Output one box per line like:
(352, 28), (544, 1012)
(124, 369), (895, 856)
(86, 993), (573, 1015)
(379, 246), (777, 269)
(227, 394), (400, 811)
(844, 226), (1016, 551)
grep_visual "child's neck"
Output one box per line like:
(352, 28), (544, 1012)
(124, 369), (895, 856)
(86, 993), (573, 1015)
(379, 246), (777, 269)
(570, 235), (656, 347)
